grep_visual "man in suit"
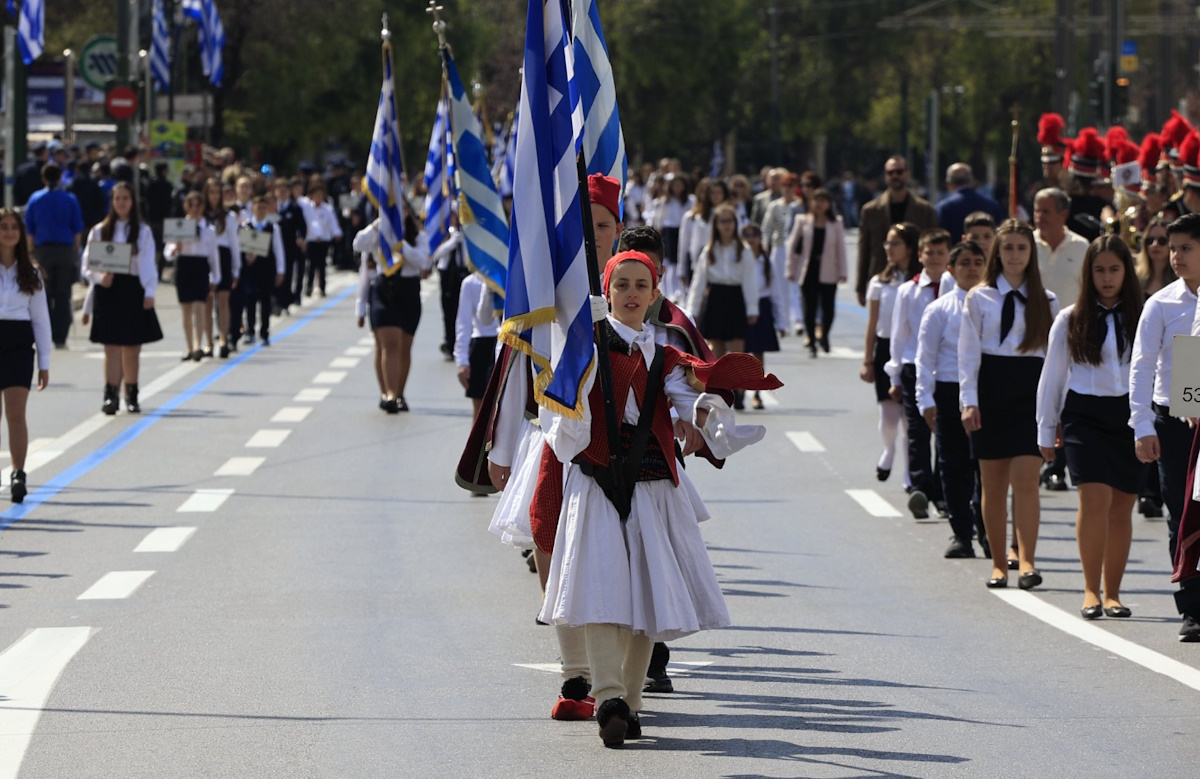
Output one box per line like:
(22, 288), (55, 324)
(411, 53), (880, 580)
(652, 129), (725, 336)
(750, 168), (786, 226)
(855, 155), (936, 305)
(14, 142), (49, 207)
(936, 163), (1006, 241)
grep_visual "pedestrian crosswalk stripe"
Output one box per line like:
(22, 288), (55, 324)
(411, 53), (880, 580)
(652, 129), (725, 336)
(312, 371), (347, 384)
(329, 357), (360, 369)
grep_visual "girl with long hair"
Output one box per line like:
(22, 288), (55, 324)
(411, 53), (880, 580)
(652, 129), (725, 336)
(1036, 235), (1144, 618)
(960, 219), (1059, 590)
(761, 173), (800, 331)
(1136, 218), (1175, 298)
(741, 223), (786, 409)
(686, 204), (759, 374)
(677, 178), (728, 286)
(165, 191), (221, 361)
(203, 177), (242, 358)
(652, 174), (692, 301)
(81, 183), (163, 414)
(0, 209), (50, 503)
(787, 187), (848, 357)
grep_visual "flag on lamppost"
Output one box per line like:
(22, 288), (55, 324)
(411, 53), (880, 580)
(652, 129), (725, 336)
(182, 0), (224, 88)
(150, 0), (172, 93)
(363, 38), (409, 276)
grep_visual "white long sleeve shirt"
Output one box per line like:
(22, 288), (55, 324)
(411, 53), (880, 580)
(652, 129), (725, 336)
(686, 241), (760, 319)
(0, 262), (52, 370)
(81, 221), (159, 299)
(433, 229), (466, 272)
(915, 284), (969, 412)
(241, 219), (287, 275)
(754, 253), (787, 326)
(453, 273), (500, 367)
(165, 220), (222, 287)
(885, 270), (945, 386)
(488, 354), (531, 469)
(1129, 278), (1198, 438)
(299, 198), (344, 242)
(866, 274), (903, 339)
(958, 277), (1060, 408)
(351, 219), (431, 279)
(1037, 304), (1131, 448)
(212, 210), (242, 279)
(651, 197), (687, 231)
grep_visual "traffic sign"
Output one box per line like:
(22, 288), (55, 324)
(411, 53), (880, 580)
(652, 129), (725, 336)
(105, 86), (139, 120)
(80, 35), (118, 92)
(1120, 40), (1138, 74)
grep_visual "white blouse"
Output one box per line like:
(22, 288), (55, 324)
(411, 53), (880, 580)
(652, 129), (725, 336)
(754, 253), (787, 326)
(453, 273), (500, 366)
(352, 219), (432, 313)
(1129, 278), (1198, 438)
(686, 242), (760, 319)
(0, 262), (52, 370)
(885, 270), (943, 385)
(211, 210), (243, 260)
(242, 219), (287, 275)
(300, 198), (344, 243)
(651, 197), (688, 231)
(165, 221), (222, 287)
(914, 285), (969, 412)
(1037, 304), (1131, 448)
(866, 274), (903, 339)
(81, 221), (159, 299)
(958, 276), (1060, 408)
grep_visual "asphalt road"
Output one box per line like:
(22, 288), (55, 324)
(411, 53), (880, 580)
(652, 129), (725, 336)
(1, 248), (1198, 778)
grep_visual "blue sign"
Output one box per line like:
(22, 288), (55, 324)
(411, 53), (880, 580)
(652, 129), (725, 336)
(1122, 40), (1137, 57)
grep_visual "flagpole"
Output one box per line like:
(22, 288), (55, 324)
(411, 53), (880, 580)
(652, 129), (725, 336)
(381, 14), (412, 205)
(428, 4), (454, 206)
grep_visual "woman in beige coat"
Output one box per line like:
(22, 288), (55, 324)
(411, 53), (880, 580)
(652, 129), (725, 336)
(786, 188), (847, 357)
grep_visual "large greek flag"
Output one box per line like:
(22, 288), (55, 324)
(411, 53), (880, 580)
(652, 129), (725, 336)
(501, 0), (592, 419)
(443, 48), (509, 300)
(363, 42), (408, 276)
(182, 0), (224, 87)
(15, 0), (43, 65)
(150, 0), (171, 93)
(571, 0), (626, 202)
(422, 93), (454, 256)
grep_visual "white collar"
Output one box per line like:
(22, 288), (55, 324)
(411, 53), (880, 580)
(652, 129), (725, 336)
(997, 275), (1028, 296)
(608, 315), (657, 369)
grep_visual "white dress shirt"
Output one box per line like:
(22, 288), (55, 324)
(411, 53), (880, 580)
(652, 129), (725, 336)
(1037, 304), (1131, 447)
(433, 228), (466, 272)
(212, 210), (243, 280)
(165, 221), (222, 286)
(243, 218), (287, 275)
(351, 219), (431, 280)
(0, 261), (52, 370)
(915, 284), (969, 412)
(453, 273), (500, 367)
(866, 274), (903, 339)
(1129, 278), (1198, 438)
(1035, 228), (1090, 305)
(81, 221), (159, 299)
(958, 276), (1060, 408)
(651, 197), (687, 231)
(686, 241), (760, 319)
(299, 198), (344, 243)
(885, 270), (945, 386)
(754, 253), (787, 326)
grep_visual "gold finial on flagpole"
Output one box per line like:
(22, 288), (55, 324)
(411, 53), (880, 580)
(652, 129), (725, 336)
(427, 2), (448, 48)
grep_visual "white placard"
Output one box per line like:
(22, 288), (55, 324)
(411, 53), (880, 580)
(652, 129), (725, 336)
(163, 217), (198, 242)
(238, 226), (273, 256)
(1170, 335), (1200, 416)
(88, 241), (133, 275)
(338, 193), (362, 213)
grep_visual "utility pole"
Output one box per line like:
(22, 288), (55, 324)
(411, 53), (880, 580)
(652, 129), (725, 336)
(1106, 0), (1124, 128)
(768, 0), (781, 164)
(1157, 0), (1172, 124)
(3, 26), (16, 208)
(117, 0), (131, 149)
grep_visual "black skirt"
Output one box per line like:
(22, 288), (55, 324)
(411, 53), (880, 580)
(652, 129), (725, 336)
(216, 245), (234, 292)
(90, 274), (164, 346)
(971, 353), (1043, 460)
(369, 273), (421, 334)
(466, 335), (498, 399)
(0, 320), (34, 390)
(1061, 391), (1147, 494)
(176, 255), (211, 303)
(872, 337), (892, 403)
(744, 295), (779, 354)
(700, 283), (747, 341)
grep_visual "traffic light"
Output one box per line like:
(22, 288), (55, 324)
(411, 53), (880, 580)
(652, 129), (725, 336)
(1114, 76), (1130, 121)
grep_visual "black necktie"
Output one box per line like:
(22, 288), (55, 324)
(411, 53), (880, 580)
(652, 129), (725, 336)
(999, 288), (1027, 344)
(1096, 303), (1126, 356)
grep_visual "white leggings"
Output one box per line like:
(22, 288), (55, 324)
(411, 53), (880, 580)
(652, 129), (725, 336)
(878, 399), (905, 472)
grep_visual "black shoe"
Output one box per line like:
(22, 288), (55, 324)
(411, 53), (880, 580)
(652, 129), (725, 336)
(818, 334), (830, 353)
(934, 500), (948, 518)
(10, 469), (27, 504)
(596, 698), (631, 748)
(202, 346), (214, 358)
(1180, 615), (1200, 642)
(644, 674), (673, 693)
(191, 350), (203, 362)
(944, 536), (975, 559)
(102, 384), (119, 415)
(525, 552), (537, 573)
(1104, 605), (1132, 618)
(907, 490), (929, 519)
(876, 467), (890, 482)
(1018, 570), (1043, 590)
(1081, 605), (1104, 620)
(319, 288), (326, 298)
(1138, 496), (1163, 518)
(219, 344), (230, 359)
(625, 712), (642, 740)
(379, 397), (389, 411)
(1044, 472), (1068, 491)
(180, 351), (194, 361)
(383, 397), (401, 414)
(986, 576), (1008, 589)
(304, 286), (313, 297)
(125, 383), (140, 414)
(261, 336), (270, 347)
(228, 339), (238, 352)
(397, 397), (410, 412)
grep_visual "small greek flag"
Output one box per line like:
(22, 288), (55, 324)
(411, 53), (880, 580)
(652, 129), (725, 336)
(150, 0), (172, 93)
(15, 0), (43, 65)
(363, 41), (409, 276)
(571, 0), (626, 208)
(500, 0), (592, 419)
(422, 91), (454, 256)
(182, 0), (224, 88)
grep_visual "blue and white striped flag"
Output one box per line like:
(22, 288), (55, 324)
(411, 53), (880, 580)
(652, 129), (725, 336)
(500, 0), (592, 419)
(363, 42), (409, 276)
(16, 0), (43, 65)
(422, 92), (454, 256)
(150, 0), (171, 93)
(182, 0), (224, 87)
(443, 48), (510, 301)
(501, 109), (517, 198)
(571, 0), (626, 210)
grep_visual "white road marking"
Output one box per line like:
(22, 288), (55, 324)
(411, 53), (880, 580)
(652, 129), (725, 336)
(177, 488), (235, 512)
(294, 387), (331, 402)
(786, 431), (826, 452)
(271, 407), (313, 423)
(0, 438), (53, 461)
(77, 570), (156, 600)
(344, 346), (372, 357)
(134, 527), (197, 553)
(215, 456), (265, 476)
(358, 336), (375, 346)
(513, 661), (713, 676)
(845, 489), (902, 517)
(246, 429), (290, 448)
(84, 350), (194, 360)
(993, 590), (1200, 692)
(0, 627), (93, 779)
(759, 392), (780, 408)
(329, 357), (359, 369)
(312, 371), (347, 385)
(826, 346), (866, 361)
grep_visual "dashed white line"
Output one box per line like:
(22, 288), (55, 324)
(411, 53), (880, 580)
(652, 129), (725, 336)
(77, 571), (156, 600)
(313, 371), (347, 385)
(358, 336), (375, 346)
(272, 407), (313, 423)
(134, 527), (197, 553)
(246, 429), (290, 448)
(329, 357), (360, 369)
(177, 488), (235, 512)
(786, 431), (826, 452)
(294, 387), (331, 402)
(0, 627), (93, 779)
(845, 489), (902, 517)
(344, 346), (372, 357)
(215, 456), (265, 476)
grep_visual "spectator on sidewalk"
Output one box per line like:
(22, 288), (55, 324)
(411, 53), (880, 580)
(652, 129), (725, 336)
(24, 163), (84, 347)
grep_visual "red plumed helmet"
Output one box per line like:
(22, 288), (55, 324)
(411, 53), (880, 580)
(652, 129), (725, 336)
(1069, 127), (1107, 179)
(1139, 133), (1163, 174)
(1162, 110), (1192, 150)
(1181, 130), (1200, 189)
(1038, 113), (1068, 163)
(1104, 126), (1130, 161)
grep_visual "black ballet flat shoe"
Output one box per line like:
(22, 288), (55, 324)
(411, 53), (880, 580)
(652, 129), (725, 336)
(818, 334), (831, 353)
(379, 397), (388, 411)
(397, 397), (410, 412)
(876, 467), (890, 482)
(219, 344), (230, 359)
(101, 384), (119, 415)
(1180, 615), (1200, 642)
(180, 352), (194, 361)
(1081, 605), (1104, 620)
(625, 712), (642, 740)
(191, 350), (203, 362)
(596, 698), (631, 748)
(383, 397), (401, 415)
(1007, 558), (1020, 571)
(202, 346), (214, 358)
(10, 469), (27, 504)
(1104, 605), (1132, 618)
(986, 576), (1008, 589)
(1018, 570), (1043, 590)
(1138, 496), (1163, 518)
(125, 383), (140, 414)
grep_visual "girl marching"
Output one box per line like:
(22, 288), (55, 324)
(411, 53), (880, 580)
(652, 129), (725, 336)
(203, 177), (242, 359)
(685, 203), (759, 367)
(165, 192), (221, 361)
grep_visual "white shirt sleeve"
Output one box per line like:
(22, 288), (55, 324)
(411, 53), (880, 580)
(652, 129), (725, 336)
(488, 356), (526, 468)
(30, 283), (51, 371)
(352, 220), (380, 254)
(914, 304), (939, 413)
(206, 228), (222, 286)
(453, 278), (476, 367)
(685, 248), (709, 318)
(885, 284), (910, 387)
(271, 226), (287, 275)
(137, 224), (158, 299)
(401, 233), (431, 271)
(1129, 299), (1164, 440)
(355, 259), (372, 319)
(958, 290), (984, 408)
(80, 226), (102, 283)
(1036, 309), (1073, 448)
(227, 213), (242, 280)
(741, 247), (760, 318)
